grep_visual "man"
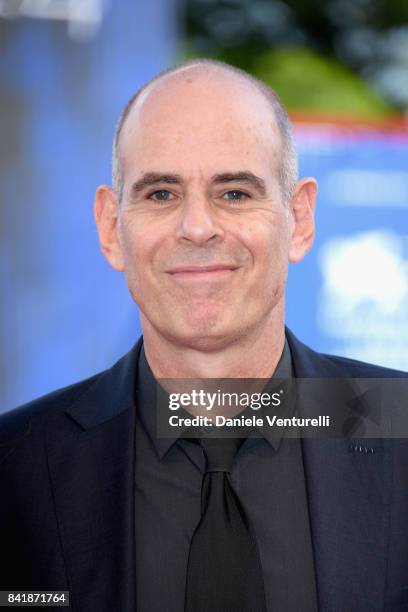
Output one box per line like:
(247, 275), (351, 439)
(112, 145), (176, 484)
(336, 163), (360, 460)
(1, 59), (407, 612)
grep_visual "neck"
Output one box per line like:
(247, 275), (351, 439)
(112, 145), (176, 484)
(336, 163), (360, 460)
(141, 306), (286, 379)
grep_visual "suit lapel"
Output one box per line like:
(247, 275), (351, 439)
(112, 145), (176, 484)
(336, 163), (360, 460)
(287, 329), (390, 611)
(46, 341), (142, 612)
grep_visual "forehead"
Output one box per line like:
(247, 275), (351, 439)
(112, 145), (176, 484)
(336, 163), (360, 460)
(118, 70), (282, 181)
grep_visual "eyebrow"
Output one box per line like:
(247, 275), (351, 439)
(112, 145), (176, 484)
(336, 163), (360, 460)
(129, 170), (267, 196)
(130, 172), (184, 195)
(210, 172), (267, 195)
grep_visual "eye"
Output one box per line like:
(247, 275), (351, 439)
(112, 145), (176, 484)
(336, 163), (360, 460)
(222, 190), (248, 202)
(149, 189), (174, 202)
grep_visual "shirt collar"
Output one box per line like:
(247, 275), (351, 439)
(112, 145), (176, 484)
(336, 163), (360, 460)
(136, 337), (294, 458)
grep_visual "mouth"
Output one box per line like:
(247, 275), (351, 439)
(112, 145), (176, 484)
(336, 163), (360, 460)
(166, 264), (239, 280)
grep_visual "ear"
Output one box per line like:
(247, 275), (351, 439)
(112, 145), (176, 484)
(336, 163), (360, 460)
(94, 185), (125, 272)
(288, 177), (317, 264)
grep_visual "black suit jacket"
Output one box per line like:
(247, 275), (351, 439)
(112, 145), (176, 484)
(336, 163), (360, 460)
(1, 328), (408, 611)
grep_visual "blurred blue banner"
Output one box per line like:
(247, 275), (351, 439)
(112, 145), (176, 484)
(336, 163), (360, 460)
(287, 122), (408, 371)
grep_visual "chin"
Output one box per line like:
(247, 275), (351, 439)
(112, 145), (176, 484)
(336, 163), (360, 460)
(165, 317), (245, 353)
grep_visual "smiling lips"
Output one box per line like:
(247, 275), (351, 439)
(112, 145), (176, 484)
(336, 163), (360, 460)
(166, 264), (239, 280)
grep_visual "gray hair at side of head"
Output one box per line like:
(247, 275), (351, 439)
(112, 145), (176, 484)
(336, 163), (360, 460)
(111, 59), (298, 204)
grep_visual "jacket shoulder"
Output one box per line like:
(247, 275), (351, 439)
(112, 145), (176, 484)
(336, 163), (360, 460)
(285, 327), (407, 378)
(320, 352), (407, 378)
(0, 371), (106, 445)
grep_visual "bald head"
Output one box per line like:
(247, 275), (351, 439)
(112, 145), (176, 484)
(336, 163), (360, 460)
(112, 59), (298, 204)
(112, 59), (298, 202)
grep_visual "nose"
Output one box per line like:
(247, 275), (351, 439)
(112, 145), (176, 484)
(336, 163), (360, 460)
(176, 196), (224, 246)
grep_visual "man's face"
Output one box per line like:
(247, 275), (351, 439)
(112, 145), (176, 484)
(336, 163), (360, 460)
(98, 72), (313, 351)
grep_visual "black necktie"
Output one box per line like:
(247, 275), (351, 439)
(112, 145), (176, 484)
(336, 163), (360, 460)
(184, 437), (267, 612)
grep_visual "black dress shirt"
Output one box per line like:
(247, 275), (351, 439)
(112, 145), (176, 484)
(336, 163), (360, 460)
(134, 340), (318, 612)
